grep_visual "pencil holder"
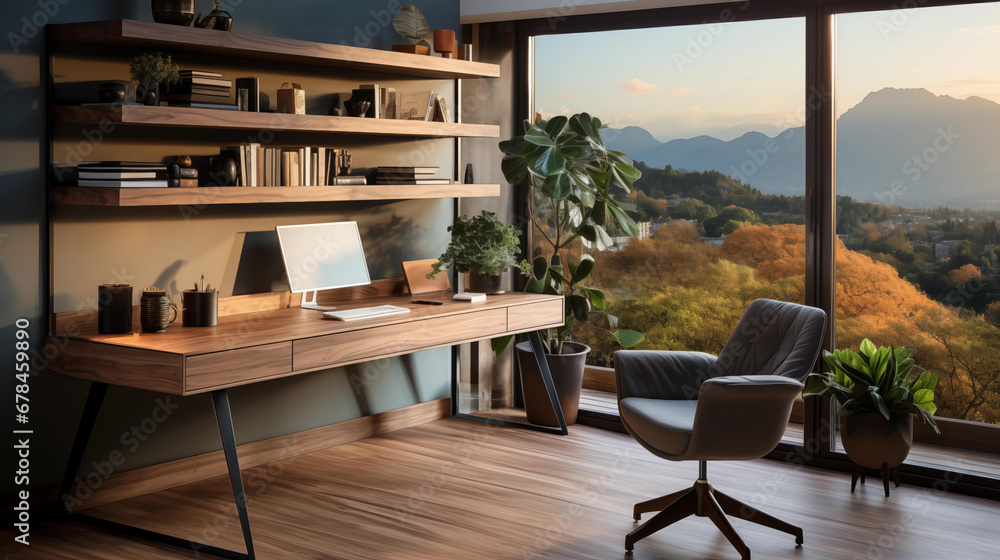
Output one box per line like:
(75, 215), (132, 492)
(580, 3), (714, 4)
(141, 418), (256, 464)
(182, 290), (218, 327)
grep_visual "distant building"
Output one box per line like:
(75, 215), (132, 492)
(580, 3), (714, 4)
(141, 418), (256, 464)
(637, 221), (651, 239)
(935, 240), (962, 260)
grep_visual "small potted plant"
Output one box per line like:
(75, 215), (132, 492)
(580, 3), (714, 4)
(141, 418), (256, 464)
(130, 52), (180, 107)
(391, 4), (431, 54)
(803, 338), (940, 495)
(427, 210), (521, 294)
(494, 113), (645, 426)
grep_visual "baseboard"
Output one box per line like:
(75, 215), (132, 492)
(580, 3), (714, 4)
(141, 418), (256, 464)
(12, 398), (450, 518)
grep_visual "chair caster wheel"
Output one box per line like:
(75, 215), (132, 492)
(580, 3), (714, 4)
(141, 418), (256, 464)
(633, 515), (640, 522)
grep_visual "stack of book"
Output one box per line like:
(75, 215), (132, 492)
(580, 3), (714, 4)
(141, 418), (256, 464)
(374, 166), (452, 185)
(164, 70), (236, 110)
(222, 144), (366, 187)
(76, 161), (169, 188)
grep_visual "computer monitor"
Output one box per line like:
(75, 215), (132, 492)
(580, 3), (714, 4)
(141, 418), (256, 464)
(275, 221), (371, 311)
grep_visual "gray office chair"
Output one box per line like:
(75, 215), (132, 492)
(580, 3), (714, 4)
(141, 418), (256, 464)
(614, 299), (827, 560)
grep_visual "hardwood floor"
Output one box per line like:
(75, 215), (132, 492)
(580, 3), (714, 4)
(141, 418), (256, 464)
(4, 418), (998, 560)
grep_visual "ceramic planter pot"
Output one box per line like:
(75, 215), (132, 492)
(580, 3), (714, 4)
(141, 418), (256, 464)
(151, 0), (197, 26)
(840, 413), (913, 469)
(467, 272), (503, 294)
(515, 341), (589, 427)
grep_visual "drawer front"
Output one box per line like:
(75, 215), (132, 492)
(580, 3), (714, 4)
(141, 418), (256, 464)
(507, 299), (564, 332)
(186, 342), (292, 392)
(294, 308), (508, 371)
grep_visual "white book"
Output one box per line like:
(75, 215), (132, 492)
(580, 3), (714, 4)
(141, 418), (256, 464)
(318, 147), (326, 186)
(264, 148), (271, 187)
(78, 171), (158, 179)
(424, 89), (436, 121)
(77, 179), (169, 188)
(249, 143), (259, 187)
(304, 147), (311, 186)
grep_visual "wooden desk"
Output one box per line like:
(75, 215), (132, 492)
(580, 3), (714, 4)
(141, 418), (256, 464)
(47, 291), (564, 560)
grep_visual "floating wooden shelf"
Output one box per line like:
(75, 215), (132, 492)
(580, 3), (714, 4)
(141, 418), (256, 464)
(50, 184), (501, 207)
(49, 19), (500, 80)
(51, 105), (499, 138)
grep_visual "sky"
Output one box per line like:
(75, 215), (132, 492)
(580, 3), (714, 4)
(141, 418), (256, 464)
(534, 2), (1000, 142)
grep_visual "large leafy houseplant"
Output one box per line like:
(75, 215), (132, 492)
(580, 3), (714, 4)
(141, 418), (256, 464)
(495, 113), (644, 355)
(803, 338), (940, 435)
(428, 210), (521, 278)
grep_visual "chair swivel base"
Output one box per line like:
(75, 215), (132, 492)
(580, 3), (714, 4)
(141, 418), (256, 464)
(626, 479), (803, 560)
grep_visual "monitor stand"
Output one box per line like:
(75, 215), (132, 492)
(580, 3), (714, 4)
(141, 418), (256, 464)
(300, 290), (337, 311)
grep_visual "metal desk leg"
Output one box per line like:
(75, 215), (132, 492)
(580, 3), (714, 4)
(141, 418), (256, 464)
(453, 331), (569, 436)
(59, 382), (108, 512)
(211, 389), (257, 560)
(526, 330), (568, 435)
(60, 383), (255, 560)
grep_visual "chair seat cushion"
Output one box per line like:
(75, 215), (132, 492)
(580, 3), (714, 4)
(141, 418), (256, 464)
(619, 397), (698, 458)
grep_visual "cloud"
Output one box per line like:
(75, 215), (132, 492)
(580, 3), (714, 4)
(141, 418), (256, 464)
(619, 78), (664, 95)
(757, 96), (783, 103)
(555, 93), (579, 99)
(668, 86), (696, 96)
(985, 24), (1000, 33)
(957, 28), (973, 33)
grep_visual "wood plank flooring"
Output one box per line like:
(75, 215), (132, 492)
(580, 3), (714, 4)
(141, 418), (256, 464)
(4, 418), (999, 560)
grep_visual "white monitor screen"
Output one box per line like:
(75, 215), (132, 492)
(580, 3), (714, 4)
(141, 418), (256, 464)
(275, 221), (371, 293)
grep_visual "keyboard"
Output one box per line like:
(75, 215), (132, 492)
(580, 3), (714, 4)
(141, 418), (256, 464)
(322, 304), (411, 321)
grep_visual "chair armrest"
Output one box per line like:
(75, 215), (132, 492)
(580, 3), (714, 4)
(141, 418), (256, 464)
(686, 375), (803, 461)
(613, 350), (718, 401)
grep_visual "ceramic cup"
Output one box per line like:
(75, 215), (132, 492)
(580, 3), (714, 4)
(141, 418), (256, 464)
(98, 284), (133, 334)
(140, 288), (178, 333)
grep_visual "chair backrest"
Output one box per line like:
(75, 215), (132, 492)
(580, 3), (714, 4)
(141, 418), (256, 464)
(711, 299), (827, 381)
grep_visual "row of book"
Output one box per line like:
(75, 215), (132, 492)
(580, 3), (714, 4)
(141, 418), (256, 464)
(71, 162), (455, 189)
(374, 166), (452, 185)
(222, 144), (365, 187)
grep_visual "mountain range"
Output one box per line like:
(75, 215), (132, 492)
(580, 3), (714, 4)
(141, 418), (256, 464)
(601, 88), (1000, 209)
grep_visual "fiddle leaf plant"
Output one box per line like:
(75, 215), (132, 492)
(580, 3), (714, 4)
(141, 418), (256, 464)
(803, 338), (940, 436)
(493, 113), (645, 355)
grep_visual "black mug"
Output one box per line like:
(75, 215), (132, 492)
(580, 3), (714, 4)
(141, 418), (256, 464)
(182, 290), (218, 327)
(98, 284), (133, 334)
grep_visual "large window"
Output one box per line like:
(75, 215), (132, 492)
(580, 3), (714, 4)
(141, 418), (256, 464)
(533, 19), (806, 367)
(836, 4), (1000, 429)
(523, 0), (1000, 491)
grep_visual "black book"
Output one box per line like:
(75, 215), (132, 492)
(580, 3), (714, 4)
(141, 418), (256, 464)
(376, 166), (439, 174)
(168, 102), (239, 111)
(234, 77), (260, 112)
(164, 93), (238, 104)
(78, 161), (167, 169)
(168, 85), (232, 96)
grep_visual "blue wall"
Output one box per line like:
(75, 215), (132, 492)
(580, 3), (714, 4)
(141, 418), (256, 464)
(0, 0), (460, 497)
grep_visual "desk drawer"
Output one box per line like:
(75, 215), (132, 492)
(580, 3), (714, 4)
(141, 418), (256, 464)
(508, 299), (564, 332)
(294, 308), (508, 371)
(185, 342), (292, 392)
